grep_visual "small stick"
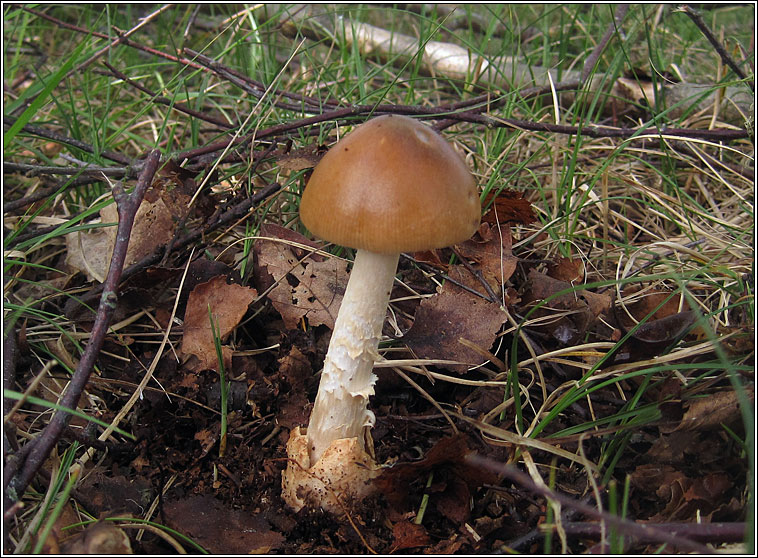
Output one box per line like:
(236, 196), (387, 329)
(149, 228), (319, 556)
(184, 49), (326, 114)
(16, 5), (205, 72)
(99, 61), (234, 129)
(4, 162), (129, 177)
(677, 4), (754, 91)
(175, 102), (749, 163)
(4, 149), (163, 516)
(466, 453), (713, 554)
(582, 5), (629, 83)
(3, 115), (131, 165)
(70, 4), (175, 76)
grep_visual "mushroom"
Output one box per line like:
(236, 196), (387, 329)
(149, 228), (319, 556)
(281, 114), (480, 513)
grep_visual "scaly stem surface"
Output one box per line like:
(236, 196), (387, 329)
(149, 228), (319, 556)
(306, 249), (399, 464)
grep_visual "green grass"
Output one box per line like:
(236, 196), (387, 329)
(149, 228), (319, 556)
(3, 4), (753, 554)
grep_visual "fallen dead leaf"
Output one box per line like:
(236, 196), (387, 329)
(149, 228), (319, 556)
(77, 471), (154, 517)
(65, 196), (176, 283)
(102, 197), (175, 264)
(619, 287), (683, 322)
(432, 473), (473, 523)
(547, 256), (584, 283)
(180, 275), (257, 372)
(482, 188), (536, 226)
(63, 224), (112, 283)
(630, 463), (735, 522)
(403, 266), (506, 373)
(33, 500), (81, 554)
(389, 521), (431, 553)
(60, 521), (132, 555)
(522, 269), (611, 346)
(276, 145), (324, 172)
(254, 229), (348, 330)
(456, 222), (518, 291)
(613, 310), (698, 362)
(194, 426), (219, 458)
(376, 434), (498, 514)
(163, 494), (284, 554)
(668, 387), (754, 433)
(276, 345), (313, 428)
(152, 159), (198, 217)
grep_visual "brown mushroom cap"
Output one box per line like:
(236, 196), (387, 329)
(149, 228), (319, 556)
(300, 114), (480, 254)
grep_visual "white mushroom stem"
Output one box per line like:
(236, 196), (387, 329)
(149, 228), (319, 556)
(306, 249), (399, 464)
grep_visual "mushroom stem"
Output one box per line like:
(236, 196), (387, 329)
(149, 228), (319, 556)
(306, 249), (399, 464)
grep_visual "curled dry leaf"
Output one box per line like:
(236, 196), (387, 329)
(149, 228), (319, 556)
(630, 463), (736, 522)
(180, 275), (257, 372)
(665, 386), (754, 433)
(64, 224), (112, 283)
(482, 188), (536, 226)
(65, 195), (176, 283)
(403, 266), (506, 373)
(617, 287), (684, 323)
(612, 288), (700, 358)
(76, 471), (153, 517)
(60, 521), (133, 555)
(375, 434), (498, 514)
(456, 222), (518, 291)
(276, 145), (324, 173)
(522, 268), (611, 346)
(547, 256), (585, 283)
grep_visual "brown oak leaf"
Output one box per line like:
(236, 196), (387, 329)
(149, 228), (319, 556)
(254, 233), (348, 330)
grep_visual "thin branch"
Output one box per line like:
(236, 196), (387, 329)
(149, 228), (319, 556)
(2, 115), (132, 166)
(4, 149), (163, 515)
(466, 453), (713, 554)
(16, 5), (206, 72)
(4, 162), (129, 177)
(677, 4), (754, 91)
(278, 4), (753, 123)
(184, 49), (336, 114)
(70, 4), (175, 76)
(62, 181), (283, 319)
(582, 4), (629, 83)
(174, 102), (749, 164)
(99, 61), (234, 129)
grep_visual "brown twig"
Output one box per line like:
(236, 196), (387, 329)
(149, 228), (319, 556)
(451, 246), (501, 303)
(184, 49), (333, 114)
(99, 61), (234, 129)
(3, 149), (163, 516)
(4, 176), (114, 213)
(175, 102), (749, 164)
(2, 115), (132, 166)
(582, 5), (629, 83)
(2, 325), (19, 413)
(677, 4), (754, 91)
(69, 4), (175, 76)
(63, 181), (283, 318)
(556, 520), (748, 546)
(466, 453), (713, 554)
(4, 162), (130, 177)
(671, 139), (755, 181)
(15, 5), (205, 72)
